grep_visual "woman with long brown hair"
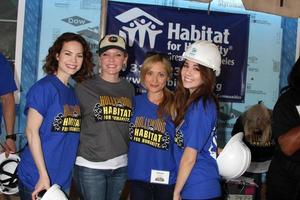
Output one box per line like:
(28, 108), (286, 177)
(172, 40), (222, 200)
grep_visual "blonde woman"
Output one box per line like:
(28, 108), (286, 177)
(74, 34), (135, 200)
(128, 53), (176, 200)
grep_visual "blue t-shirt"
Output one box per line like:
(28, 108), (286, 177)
(18, 75), (81, 190)
(0, 53), (17, 134)
(128, 93), (176, 185)
(173, 98), (221, 199)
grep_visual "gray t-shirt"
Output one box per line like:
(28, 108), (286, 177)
(75, 75), (135, 162)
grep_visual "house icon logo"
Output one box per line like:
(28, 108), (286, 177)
(115, 7), (164, 48)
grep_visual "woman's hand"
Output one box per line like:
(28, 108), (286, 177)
(2, 138), (16, 157)
(32, 175), (50, 200)
(173, 191), (181, 200)
(25, 108), (49, 200)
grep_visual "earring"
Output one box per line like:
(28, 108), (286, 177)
(122, 64), (127, 71)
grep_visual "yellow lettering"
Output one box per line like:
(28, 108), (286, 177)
(157, 134), (162, 142)
(63, 118), (68, 126)
(108, 106), (112, 114)
(134, 129), (139, 136)
(139, 129), (144, 137)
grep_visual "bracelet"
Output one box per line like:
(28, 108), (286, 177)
(6, 134), (16, 141)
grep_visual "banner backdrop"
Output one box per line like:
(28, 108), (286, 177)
(107, 1), (250, 102)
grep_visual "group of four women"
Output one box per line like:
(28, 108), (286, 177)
(16, 32), (222, 200)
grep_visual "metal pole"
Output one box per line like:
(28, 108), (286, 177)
(99, 0), (108, 40)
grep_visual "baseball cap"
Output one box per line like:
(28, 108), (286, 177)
(98, 34), (126, 55)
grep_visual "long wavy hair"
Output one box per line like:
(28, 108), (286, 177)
(140, 54), (174, 118)
(43, 32), (94, 82)
(173, 62), (219, 126)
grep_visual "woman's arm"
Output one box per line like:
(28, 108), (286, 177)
(25, 108), (50, 200)
(278, 125), (300, 156)
(173, 147), (197, 200)
(1, 93), (16, 156)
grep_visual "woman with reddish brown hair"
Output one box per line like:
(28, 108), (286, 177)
(17, 32), (94, 200)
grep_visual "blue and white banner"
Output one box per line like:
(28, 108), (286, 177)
(107, 1), (249, 102)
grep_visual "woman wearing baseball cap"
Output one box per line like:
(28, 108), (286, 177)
(73, 34), (135, 200)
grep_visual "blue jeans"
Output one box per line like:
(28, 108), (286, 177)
(74, 165), (127, 200)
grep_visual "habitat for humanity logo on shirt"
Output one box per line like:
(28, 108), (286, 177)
(129, 117), (170, 150)
(52, 105), (81, 133)
(93, 96), (132, 122)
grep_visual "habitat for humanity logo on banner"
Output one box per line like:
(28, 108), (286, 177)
(107, 1), (249, 102)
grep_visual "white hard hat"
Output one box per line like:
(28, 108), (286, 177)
(182, 40), (221, 76)
(37, 184), (68, 200)
(0, 153), (20, 195)
(217, 132), (251, 180)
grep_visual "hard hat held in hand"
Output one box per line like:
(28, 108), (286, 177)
(217, 132), (251, 180)
(36, 184), (68, 200)
(182, 40), (222, 76)
(0, 153), (20, 195)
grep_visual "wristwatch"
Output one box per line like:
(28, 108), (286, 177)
(6, 134), (16, 141)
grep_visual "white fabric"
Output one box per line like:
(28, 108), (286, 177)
(246, 160), (271, 173)
(75, 154), (127, 169)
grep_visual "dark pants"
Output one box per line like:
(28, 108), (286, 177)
(18, 180), (32, 200)
(266, 156), (300, 200)
(129, 180), (174, 200)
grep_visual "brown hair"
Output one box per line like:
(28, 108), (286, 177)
(43, 32), (94, 82)
(173, 62), (219, 126)
(140, 54), (174, 118)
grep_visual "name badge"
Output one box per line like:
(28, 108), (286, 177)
(150, 169), (170, 185)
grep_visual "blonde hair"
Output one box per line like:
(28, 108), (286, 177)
(140, 54), (174, 118)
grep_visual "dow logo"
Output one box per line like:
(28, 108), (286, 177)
(62, 16), (90, 27)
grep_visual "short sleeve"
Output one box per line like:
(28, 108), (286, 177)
(24, 82), (53, 117)
(0, 54), (17, 95)
(185, 100), (216, 151)
(272, 93), (299, 140)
